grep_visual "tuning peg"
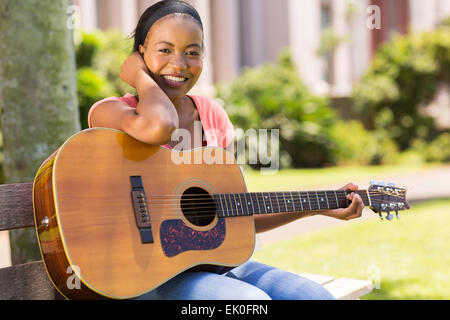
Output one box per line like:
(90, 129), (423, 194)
(386, 212), (394, 221)
(395, 211), (400, 220)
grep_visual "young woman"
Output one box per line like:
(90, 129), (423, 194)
(89, 0), (364, 300)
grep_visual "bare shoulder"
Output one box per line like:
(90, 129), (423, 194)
(89, 98), (137, 130)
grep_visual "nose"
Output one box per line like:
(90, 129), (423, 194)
(169, 53), (187, 70)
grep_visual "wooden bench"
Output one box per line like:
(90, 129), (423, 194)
(0, 182), (373, 300)
(0, 182), (63, 300)
(299, 273), (373, 300)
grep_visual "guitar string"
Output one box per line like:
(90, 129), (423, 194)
(141, 193), (404, 205)
(146, 199), (406, 211)
(131, 196), (405, 220)
(142, 190), (404, 201)
(140, 192), (402, 206)
(144, 189), (406, 197)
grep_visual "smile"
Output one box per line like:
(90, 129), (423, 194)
(161, 75), (189, 88)
(161, 75), (188, 82)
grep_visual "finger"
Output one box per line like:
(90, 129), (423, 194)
(346, 194), (364, 219)
(339, 183), (359, 191)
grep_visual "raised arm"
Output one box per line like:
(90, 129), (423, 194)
(90, 52), (179, 145)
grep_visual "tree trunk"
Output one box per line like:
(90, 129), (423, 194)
(0, 0), (80, 264)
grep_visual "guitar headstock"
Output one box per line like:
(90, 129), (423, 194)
(368, 181), (410, 221)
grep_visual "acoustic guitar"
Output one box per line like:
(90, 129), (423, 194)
(33, 128), (410, 299)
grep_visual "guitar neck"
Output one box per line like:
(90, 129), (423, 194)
(214, 190), (370, 217)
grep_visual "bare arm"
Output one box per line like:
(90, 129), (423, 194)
(254, 183), (365, 234)
(90, 53), (178, 145)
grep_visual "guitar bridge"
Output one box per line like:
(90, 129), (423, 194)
(130, 176), (154, 244)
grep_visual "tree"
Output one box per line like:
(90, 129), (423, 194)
(0, 0), (80, 264)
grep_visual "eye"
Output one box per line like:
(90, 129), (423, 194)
(187, 51), (200, 57)
(159, 48), (171, 53)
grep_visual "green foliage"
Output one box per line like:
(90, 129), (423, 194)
(352, 26), (450, 151)
(216, 49), (338, 168)
(329, 120), (399, 166)
(77, 68), (117, 129)
(408, 133), (450, 163)
(74, 30), (135, 129)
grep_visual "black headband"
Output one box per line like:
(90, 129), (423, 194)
(143, 1), (203, 38)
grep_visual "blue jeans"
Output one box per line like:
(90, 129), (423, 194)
(135, 260), (336, 300)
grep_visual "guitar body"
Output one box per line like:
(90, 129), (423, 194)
(33, 128), (255, 299)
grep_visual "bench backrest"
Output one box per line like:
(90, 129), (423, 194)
(0, 182), (63, 300)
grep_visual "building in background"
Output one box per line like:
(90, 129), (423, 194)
(72, 0), (450, 98)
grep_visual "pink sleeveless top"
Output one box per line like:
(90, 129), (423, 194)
(88, 93), (234, 149)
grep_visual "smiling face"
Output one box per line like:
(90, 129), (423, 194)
(139, 14), (204, 102)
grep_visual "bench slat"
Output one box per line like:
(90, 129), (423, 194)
(0, 183), (35, 231)
(0, 260), (64, 300)
(323, 277), (373, 300)
(299, 273), (335, 285)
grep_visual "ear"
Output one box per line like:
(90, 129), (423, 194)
(139, 44), (145, 56)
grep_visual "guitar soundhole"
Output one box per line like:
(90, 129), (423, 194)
(181, 187), (216, 227)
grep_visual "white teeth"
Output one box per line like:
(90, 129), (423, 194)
(163, 75), (186, 82)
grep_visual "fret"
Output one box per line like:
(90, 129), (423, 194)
(336, 191), (348, 208)
(233, 193), (241, 216)
(274, 192), (282, 213)
(249, 193), (256, 215)
(299, 191), (310, 211)
(226, 193), (234, 216)
(329, 190), (339, 209)
(216, 194), (224, 217)
(333, 190), (339, 209)
(360, 190), (370, 206)
(221, 194), (228, 217)
(295, 191), (302, 212)
(261, 193), (269, 213)
(288, 191), (296, 212)
(269, 192), (279, 213)
(281, 192), (289, 212)
(266, 192), (273, 213)
(308, 192), (319, 210)
(315, 191), (321, 209)
(239, 193), (248, 216)
(324, 191), (335, 209)
(251, 193), (260, 214)
(242, 193), (253, 216)
(222, 193), (228, 216)
(324, 191), (330, 209)
(316, 191), (327, 210)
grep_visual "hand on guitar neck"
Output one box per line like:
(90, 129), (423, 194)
(254, 183), (364, 234)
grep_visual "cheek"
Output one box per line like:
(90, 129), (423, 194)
(189, 59), (203, 76)
(145, 55), (167, 74)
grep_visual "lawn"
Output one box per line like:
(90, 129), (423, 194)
(252, 198), (450, 300)
(242, 163), (434, 191)
(241, 164), (449, 300)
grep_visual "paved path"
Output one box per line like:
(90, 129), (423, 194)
(256, 165), (450, 247)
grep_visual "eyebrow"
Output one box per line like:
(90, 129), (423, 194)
(155, 41), (202, 49)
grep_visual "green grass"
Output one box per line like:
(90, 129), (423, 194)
(242, 163), (434, 191)
(252, 198), (450, 300)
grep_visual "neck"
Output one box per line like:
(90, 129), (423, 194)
(214, 190), (370, 218)
(171, 95), (188, 115)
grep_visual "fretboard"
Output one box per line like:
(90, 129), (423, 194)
(214, 190), (369, 218)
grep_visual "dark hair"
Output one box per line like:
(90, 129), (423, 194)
(131, 0), (203, 53)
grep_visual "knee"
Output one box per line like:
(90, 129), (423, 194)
(236, 286), (272, 300)
(295, 280), (336, 300)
